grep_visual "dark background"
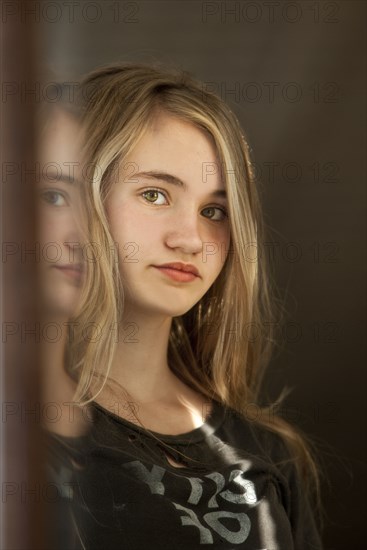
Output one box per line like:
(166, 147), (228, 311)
(37, 1), (365, 547)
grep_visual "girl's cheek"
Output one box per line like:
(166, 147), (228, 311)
(39, 214), (57, 235)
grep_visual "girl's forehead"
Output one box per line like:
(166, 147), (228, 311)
(128, 116), (219, 169)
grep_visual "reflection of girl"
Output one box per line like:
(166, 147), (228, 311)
(56, 64), (322, 549)
(37, 99), (90, 549)
(38, 100), (87, 435)
(38, 107), (84, 318)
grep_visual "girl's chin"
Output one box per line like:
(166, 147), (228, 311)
(122, 300), (197, 319)
(41, 289), (80, 318)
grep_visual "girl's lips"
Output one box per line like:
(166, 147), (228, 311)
(155, 262), (200, 277)
(153, 266), (198, 282)
(53, 265), (83, 281)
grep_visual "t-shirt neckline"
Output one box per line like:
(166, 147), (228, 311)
(92, 398), (226, 444)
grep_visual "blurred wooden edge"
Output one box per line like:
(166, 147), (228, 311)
(1, 2), (49, 548)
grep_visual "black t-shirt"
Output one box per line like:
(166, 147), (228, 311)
(46, 399), (323, 549)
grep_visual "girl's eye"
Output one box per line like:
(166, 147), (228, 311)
(141, 189), (167, 206)
(201, 206), (228, 222)
(140, 190), (227, 222)
(41, 190), (68, 207)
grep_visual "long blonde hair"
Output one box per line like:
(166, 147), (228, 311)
(69, 63), (320, 505)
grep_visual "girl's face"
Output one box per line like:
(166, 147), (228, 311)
(105, 112), (231, 318)
(38, 110), (85, 318)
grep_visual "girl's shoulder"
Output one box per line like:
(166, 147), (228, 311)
(217, 401), (295, 463)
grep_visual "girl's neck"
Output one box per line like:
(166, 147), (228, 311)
(92, 313), (212, 435)
(105, 313), (174, 402)
(41, 314), (90, 436)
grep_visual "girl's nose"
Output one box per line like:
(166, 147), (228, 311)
(164, 211), (203, 255)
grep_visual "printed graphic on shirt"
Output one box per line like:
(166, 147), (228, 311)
(122, 459), (260, 545)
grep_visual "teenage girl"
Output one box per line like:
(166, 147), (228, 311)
(49, 64), (323, 549)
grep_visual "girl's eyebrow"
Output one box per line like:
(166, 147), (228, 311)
(42, 171), (81, 186)
(133, 170), (227, 199)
